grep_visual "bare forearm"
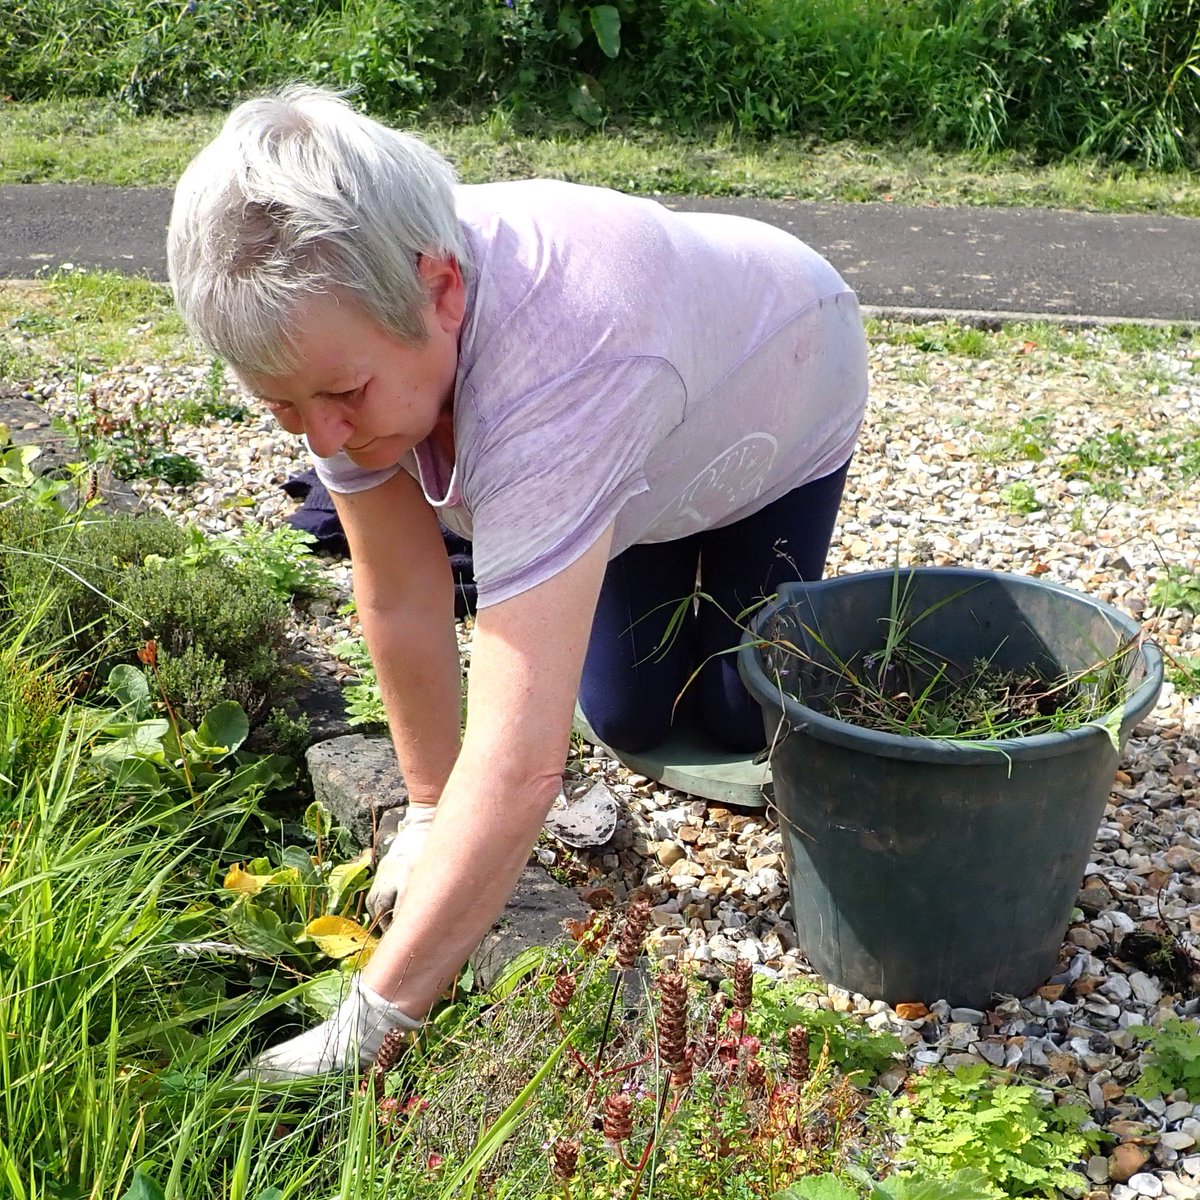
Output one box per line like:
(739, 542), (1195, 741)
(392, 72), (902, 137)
(358, 525), (614, 1018)
(359, 755), (561, 1011)
(357, 603), (462, 807)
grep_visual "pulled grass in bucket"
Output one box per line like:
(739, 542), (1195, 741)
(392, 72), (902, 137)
(787, 639), (1139, 741)
(768, 574), (1143, 744)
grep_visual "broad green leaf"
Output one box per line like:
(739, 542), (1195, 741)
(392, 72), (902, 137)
(1088, 705), (1123, 752)
(119, 1169), (166, 1200)
(196, 701), (249, 756)
(303, 799), (331, 839)
(327, 856), (371, 912)
(589, 4), (620, 57)
(92, 720), (171, 761)
(557, 4), (583, 48)
(776, 1176), (857, 1200)
(280, 845), (318, 883)
(106, 664), (152, 719)
(253, 1190), (285, 1200)
(568, 78), (604, 126)
(109, 758), (163, 789)
(879, 1169), (996, 1200)
(303, 969), (355, 1018)
(227, 904), (298, 957)
(487, 945), (545, 1001)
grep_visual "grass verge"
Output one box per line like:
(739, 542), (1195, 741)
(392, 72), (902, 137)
(4, 100), (1200, 216)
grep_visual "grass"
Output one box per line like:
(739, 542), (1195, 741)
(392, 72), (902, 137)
(5, 99), (1200, 217)
(0, 268), (191, 382)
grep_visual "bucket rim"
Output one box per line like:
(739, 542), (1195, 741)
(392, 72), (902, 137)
(737, 566), (1164, 765)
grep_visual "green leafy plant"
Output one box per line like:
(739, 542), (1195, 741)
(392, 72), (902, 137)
(895, 322), (991, 357)
(0, 420), (77, 512)
(982, 415), (1052, 466)
(6, 0), (1198, 165)
(0, 491), (298, 725)
(1060, 429), (1151, 499)
(85, 662), (295, 807)
(218, 799), (376, 992)
(1151, 566), (1200, 614)
(1131, 1017), (1200, 1101)
(778, 1166), (994, 1199)
(177, 359), (249, 424)
(718, 974), (903, 1087)
(0, 495), (295, 724)
(168, 521), (327, 600)
(1166, 652), (1200, 697)
(60, 386), (202, 485)
(110, 555), (291, 723)
(999, 481), (1040, 514)
(884, 1064), (1102, 1197)
(332, 634), (387, 727)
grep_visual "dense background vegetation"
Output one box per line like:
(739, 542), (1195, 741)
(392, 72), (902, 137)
(2, 0), (1198, 168)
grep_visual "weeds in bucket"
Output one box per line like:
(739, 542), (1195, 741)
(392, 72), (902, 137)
(761, 570), (1143, 744)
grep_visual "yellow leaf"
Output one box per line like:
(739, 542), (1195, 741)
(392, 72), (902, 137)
(224, 864), (262, 896)
(304, 915), (377, 960)
(342, 942), (378, 971)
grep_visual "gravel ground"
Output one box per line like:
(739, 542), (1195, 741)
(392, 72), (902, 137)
(12, 319), (1200, 1198)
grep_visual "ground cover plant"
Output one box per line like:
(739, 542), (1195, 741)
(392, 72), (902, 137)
(882, 1064), (1103, 1196)
(0, 492), (295, 724)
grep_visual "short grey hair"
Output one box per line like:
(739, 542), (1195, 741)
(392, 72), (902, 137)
(167, 84), (471, 374)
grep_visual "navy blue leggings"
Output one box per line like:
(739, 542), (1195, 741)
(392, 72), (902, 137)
(579, 461), (851, 754)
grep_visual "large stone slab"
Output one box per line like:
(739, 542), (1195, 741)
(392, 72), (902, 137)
(287, 668), (356, 747)
(470, 865), (590, 992)
(305, 733), (408, 849)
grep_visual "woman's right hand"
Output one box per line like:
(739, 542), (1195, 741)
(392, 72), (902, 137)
(366, 801), (438, 929)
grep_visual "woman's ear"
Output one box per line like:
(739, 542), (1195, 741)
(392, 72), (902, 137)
(418, 254), (466, 332)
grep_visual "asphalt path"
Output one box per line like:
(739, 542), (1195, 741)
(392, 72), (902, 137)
(2, 183), (1198, 323)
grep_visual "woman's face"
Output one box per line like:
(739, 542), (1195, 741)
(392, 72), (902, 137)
(238, 256), (465, 469)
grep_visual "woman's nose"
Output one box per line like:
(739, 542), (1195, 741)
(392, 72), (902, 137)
(303, 403), (355, 458)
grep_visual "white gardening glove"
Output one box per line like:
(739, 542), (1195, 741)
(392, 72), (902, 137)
(366, 801), (437, 929)
(241, 974), (422, 1082)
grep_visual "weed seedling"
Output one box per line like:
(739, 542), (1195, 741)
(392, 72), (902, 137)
(999, 480), (1040, 513)
(1151, 566), (1200, 614)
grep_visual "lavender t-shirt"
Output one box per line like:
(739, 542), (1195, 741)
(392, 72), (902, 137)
(312, 181), (868, 607)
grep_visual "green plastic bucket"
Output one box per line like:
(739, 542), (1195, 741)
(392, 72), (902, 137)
(737, 568), (1163, 1007)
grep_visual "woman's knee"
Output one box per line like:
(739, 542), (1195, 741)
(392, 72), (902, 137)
(577, 691), (675, 754)
(697, 659), (768, 753)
